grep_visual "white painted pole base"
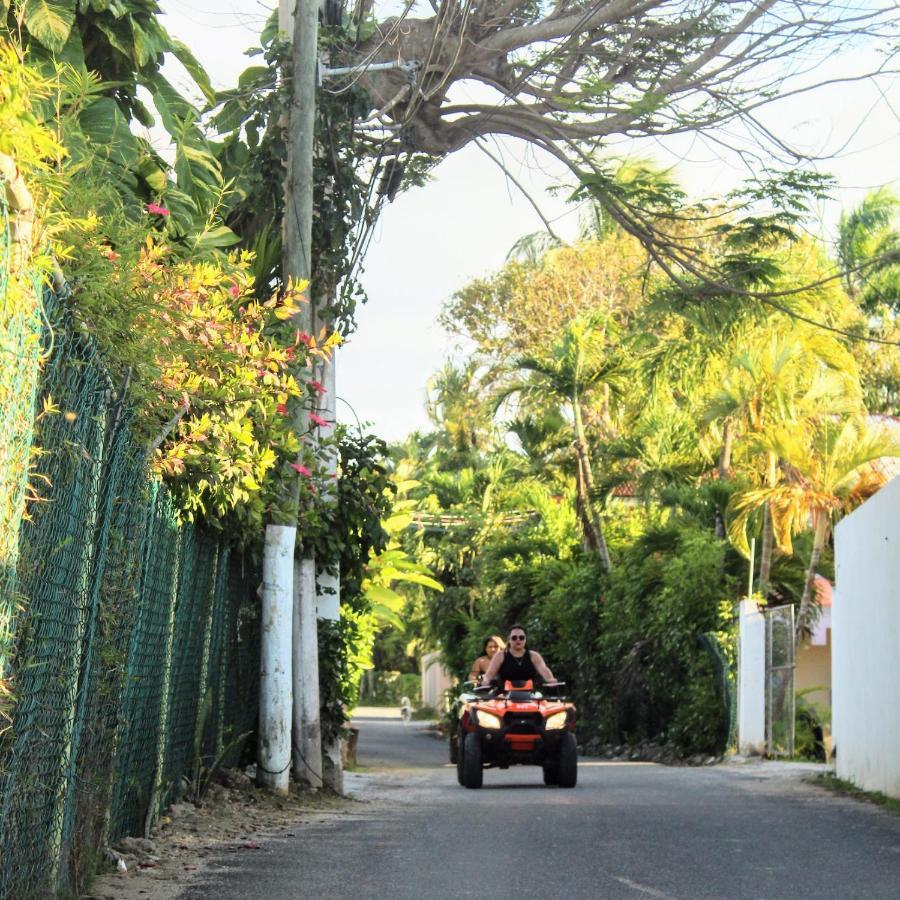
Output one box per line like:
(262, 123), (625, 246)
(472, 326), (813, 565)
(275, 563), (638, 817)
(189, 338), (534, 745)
(258, 524), (295, 793)
(316, 349), (341, 623)
(322, 736), (343, 793)
(317, 569), (340, 621)
(293, 556), (323, 787)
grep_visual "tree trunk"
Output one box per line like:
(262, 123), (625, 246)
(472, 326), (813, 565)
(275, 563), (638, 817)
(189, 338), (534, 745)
(572, 399), (612, 571)
(718, 418), (734, 480)
(758, 504), (774, 595)
(713, 418), (734, 539)
(795, 513), (828, 648)
(573, 463), (593, 553)
(758, 452), (777, 595)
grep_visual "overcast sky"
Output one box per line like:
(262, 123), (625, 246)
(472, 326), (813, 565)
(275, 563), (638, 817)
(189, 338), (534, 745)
(158, 1), (900, 441)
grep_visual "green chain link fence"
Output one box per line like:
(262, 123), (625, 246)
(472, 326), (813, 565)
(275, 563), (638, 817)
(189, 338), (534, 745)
(0, 279), (262, 896)
(699, 632), (737, 752)
(0, 187), (43, 678)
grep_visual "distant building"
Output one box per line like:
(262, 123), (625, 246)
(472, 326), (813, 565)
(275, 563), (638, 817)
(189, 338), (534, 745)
(421, 650), (453, 712)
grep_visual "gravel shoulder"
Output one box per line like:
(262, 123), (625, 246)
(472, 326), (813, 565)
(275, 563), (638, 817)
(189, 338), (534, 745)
(82, 774), (355, 900)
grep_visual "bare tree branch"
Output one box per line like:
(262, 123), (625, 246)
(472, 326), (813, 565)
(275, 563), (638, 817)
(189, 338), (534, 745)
(474, 138), (563, 243)
(336, 1), (898, 326)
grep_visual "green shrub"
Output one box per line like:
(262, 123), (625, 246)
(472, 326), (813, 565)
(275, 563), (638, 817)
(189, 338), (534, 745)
(795, 688), (829, 761)
(587, 524), (737, 753)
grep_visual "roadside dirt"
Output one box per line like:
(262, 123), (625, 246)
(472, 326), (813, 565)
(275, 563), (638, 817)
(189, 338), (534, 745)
(81, 771), (357, 900)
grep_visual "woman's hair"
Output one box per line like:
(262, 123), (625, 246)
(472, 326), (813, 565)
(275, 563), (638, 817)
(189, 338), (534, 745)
(482, 634), (505, 655)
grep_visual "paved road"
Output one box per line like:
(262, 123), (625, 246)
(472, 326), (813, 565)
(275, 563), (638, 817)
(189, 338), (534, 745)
(182, 718), (900, 900)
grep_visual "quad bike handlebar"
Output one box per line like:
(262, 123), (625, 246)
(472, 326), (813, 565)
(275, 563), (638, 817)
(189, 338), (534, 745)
(469, 679), (569, 700)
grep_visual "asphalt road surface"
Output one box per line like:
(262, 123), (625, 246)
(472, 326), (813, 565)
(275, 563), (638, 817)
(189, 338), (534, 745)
(182, 716), (900, 900)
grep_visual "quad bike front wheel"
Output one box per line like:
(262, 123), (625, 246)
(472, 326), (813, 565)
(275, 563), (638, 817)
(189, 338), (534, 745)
(462, 731), (484, 789)
(556, 731), (578, 788)
(456, 729), (466, 785)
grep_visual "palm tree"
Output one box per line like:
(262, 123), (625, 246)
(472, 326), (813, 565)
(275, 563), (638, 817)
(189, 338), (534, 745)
(705, 329), (861, 593)
(499, 312), (627, 570)
(425, 361), (495, 465)
(837, 187), (900, 311)
(505, 409), (572, 486)
(728, 417), (900, 645)
(603, 403), (707, 499)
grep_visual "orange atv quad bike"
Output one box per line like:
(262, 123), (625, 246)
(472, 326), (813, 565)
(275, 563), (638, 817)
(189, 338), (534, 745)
(456, 679), (577, 788)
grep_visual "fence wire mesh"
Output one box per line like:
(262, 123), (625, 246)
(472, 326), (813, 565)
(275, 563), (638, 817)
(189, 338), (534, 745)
(0, 289), (262, 898)
(0, 188), (43, 675)
(765, 604), (795, 757)
(699, 632), (737, 751)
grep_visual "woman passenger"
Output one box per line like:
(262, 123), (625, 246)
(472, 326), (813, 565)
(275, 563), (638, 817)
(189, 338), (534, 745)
(468, 635), (505, 683)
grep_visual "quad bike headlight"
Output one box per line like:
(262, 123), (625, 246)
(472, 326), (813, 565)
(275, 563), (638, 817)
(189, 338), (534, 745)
(545, 711), (568, 731)
(476, 711), (502, 730)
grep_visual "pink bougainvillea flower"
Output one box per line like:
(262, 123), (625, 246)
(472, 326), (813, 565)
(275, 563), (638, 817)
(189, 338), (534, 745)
(145, 202), (170, 216)
(297, 330), (312, 347)
(230, 284), (240, 298)
(308, 412), (329, 428)
(290, 463), (312, 477)
(101, 247), (119, 261)
(276, 403), (288, 415)
(309, 380), (326, 395)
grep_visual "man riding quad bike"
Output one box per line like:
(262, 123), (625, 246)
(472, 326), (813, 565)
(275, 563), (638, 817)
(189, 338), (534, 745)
(454, 678), (578, 788)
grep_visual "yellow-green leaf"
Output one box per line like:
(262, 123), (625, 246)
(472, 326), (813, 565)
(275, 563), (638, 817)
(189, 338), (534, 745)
(23, 0), (76, 53)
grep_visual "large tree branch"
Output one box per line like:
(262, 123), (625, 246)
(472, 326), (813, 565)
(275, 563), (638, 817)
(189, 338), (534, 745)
(479, 0), (666, 53)
(348, 0), (898, 321)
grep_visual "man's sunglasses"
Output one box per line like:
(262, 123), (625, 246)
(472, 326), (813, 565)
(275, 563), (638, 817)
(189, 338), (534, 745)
(509, 635), (525, 641)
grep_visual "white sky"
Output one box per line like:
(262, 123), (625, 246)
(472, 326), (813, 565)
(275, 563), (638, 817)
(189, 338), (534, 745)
(158, 1), (900, 441)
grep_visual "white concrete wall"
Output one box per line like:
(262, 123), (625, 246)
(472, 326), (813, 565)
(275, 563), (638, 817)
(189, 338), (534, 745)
(737, 599), (767, 755)
(833, 476), (900, 799)
(420, 651), (453, 712)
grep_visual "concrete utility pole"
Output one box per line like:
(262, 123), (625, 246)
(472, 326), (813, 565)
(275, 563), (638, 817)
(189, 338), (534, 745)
(316, 351), (342, 791)
(260, 1), (418, 794)
(257, 0), (323, 794)
(286, 0), (324, 790)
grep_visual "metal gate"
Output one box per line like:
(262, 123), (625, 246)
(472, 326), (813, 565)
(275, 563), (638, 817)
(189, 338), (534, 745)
(765, 604), (795, 756)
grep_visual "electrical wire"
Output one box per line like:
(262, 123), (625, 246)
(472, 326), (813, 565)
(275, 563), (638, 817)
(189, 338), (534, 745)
(322, 1), (418, 95)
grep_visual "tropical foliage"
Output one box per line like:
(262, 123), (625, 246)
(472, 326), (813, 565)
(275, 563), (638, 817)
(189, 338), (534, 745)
(1, 5), (443, 758)
(389, 182), (900, 755)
